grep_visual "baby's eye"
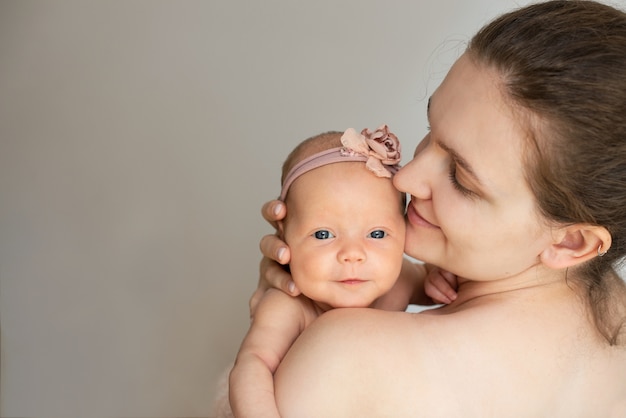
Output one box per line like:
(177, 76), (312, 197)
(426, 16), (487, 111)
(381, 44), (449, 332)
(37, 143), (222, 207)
(369, 230), (387, 239)
(313, 230), (335, 240)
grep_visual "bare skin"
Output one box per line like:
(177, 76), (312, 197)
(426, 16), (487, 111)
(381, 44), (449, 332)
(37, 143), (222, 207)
(274, 280), (626, 417)
(259, 54), (626, 416)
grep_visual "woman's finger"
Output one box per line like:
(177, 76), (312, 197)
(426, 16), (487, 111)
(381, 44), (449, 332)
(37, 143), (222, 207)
(261, 200), (287, 228)
(260, 234), (291, 265)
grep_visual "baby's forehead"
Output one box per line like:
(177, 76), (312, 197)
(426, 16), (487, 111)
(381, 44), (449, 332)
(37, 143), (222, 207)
(292, 160), (380, 186)
(286, 163), (401, 209)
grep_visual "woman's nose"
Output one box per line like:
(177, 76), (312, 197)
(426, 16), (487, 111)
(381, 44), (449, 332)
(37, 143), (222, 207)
(393, 140), (434, 200)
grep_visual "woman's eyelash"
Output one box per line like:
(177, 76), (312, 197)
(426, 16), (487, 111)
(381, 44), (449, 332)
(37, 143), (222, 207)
(448, 163), (475, 197)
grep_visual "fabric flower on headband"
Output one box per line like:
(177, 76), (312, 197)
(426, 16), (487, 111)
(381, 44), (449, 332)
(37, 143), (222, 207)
(340, 124), (402, 178)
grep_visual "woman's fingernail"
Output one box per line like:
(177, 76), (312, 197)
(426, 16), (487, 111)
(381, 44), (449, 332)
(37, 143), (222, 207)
(273, 202), (283, 216)
(277, 247), (286, 262)
(288, 281), (296, 293)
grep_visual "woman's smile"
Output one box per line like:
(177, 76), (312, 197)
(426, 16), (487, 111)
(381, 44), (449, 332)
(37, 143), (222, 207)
(406, 201), (438, 229)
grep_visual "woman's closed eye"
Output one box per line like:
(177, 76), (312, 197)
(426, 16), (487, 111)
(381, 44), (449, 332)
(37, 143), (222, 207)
(313, 230), (335, 240)
(448, 162), (477, 198)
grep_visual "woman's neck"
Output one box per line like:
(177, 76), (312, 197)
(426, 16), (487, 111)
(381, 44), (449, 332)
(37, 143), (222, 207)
(445, 265), (573, 311)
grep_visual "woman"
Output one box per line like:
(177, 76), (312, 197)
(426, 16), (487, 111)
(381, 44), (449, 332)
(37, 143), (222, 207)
(256, 1), (626, 415)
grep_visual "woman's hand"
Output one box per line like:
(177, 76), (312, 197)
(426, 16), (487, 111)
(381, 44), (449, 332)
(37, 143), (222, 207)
(250, 200), (300, 316)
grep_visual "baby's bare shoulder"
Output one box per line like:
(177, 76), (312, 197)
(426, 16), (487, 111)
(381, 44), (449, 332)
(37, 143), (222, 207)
(275, 309), (452, 416)
(275, 306), (626, 416)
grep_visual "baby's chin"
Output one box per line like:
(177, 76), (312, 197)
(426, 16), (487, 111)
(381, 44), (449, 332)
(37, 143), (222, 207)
(305, 287), (387, 311)
(311, 299), (374, 312)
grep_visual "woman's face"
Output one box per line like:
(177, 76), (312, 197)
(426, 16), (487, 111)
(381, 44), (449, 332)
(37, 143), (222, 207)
(393, 53), (553, 281)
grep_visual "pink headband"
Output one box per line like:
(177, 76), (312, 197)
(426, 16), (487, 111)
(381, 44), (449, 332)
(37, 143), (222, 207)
(279, 125), (402, 201)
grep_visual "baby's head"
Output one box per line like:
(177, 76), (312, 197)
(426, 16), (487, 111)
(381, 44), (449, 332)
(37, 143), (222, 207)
(279, 126), (406, 310)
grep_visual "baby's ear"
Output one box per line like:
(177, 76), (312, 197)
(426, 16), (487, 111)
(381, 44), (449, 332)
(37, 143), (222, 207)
(540, 224), (611, 270)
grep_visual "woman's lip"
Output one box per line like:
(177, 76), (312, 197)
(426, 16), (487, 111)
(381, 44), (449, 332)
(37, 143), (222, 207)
(406, 203), (438, 229)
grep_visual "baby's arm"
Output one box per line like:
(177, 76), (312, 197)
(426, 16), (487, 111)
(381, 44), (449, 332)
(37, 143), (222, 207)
(229, 289), (309, 418)
(372, 258), (426, 310)
(373, 259), (458, 310)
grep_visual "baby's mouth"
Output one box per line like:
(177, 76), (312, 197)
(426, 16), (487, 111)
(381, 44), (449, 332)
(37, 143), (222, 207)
(339, 279), (366, 285)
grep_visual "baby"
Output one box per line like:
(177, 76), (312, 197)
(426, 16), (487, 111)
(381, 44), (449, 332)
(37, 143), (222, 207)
(224, 126), (453, 417)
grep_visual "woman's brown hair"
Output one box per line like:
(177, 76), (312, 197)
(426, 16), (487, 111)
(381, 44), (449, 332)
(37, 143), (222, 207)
(468, 0), (626, 344)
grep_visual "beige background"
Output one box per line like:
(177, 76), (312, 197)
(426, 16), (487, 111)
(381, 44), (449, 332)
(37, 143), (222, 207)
(2, 1), (625, 416)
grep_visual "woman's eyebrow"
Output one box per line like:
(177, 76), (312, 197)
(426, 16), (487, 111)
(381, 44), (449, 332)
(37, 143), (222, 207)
(427, 97), (482, 186)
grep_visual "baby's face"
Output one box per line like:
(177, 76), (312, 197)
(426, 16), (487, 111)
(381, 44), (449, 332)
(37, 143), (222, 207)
(283, 162), (406, 309)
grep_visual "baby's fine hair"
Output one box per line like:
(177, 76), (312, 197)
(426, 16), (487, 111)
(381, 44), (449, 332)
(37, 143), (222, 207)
(280, 131), (343, 186)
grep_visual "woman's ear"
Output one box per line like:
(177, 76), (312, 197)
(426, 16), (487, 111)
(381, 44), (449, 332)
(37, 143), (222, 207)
(540, 224), (612, 270)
